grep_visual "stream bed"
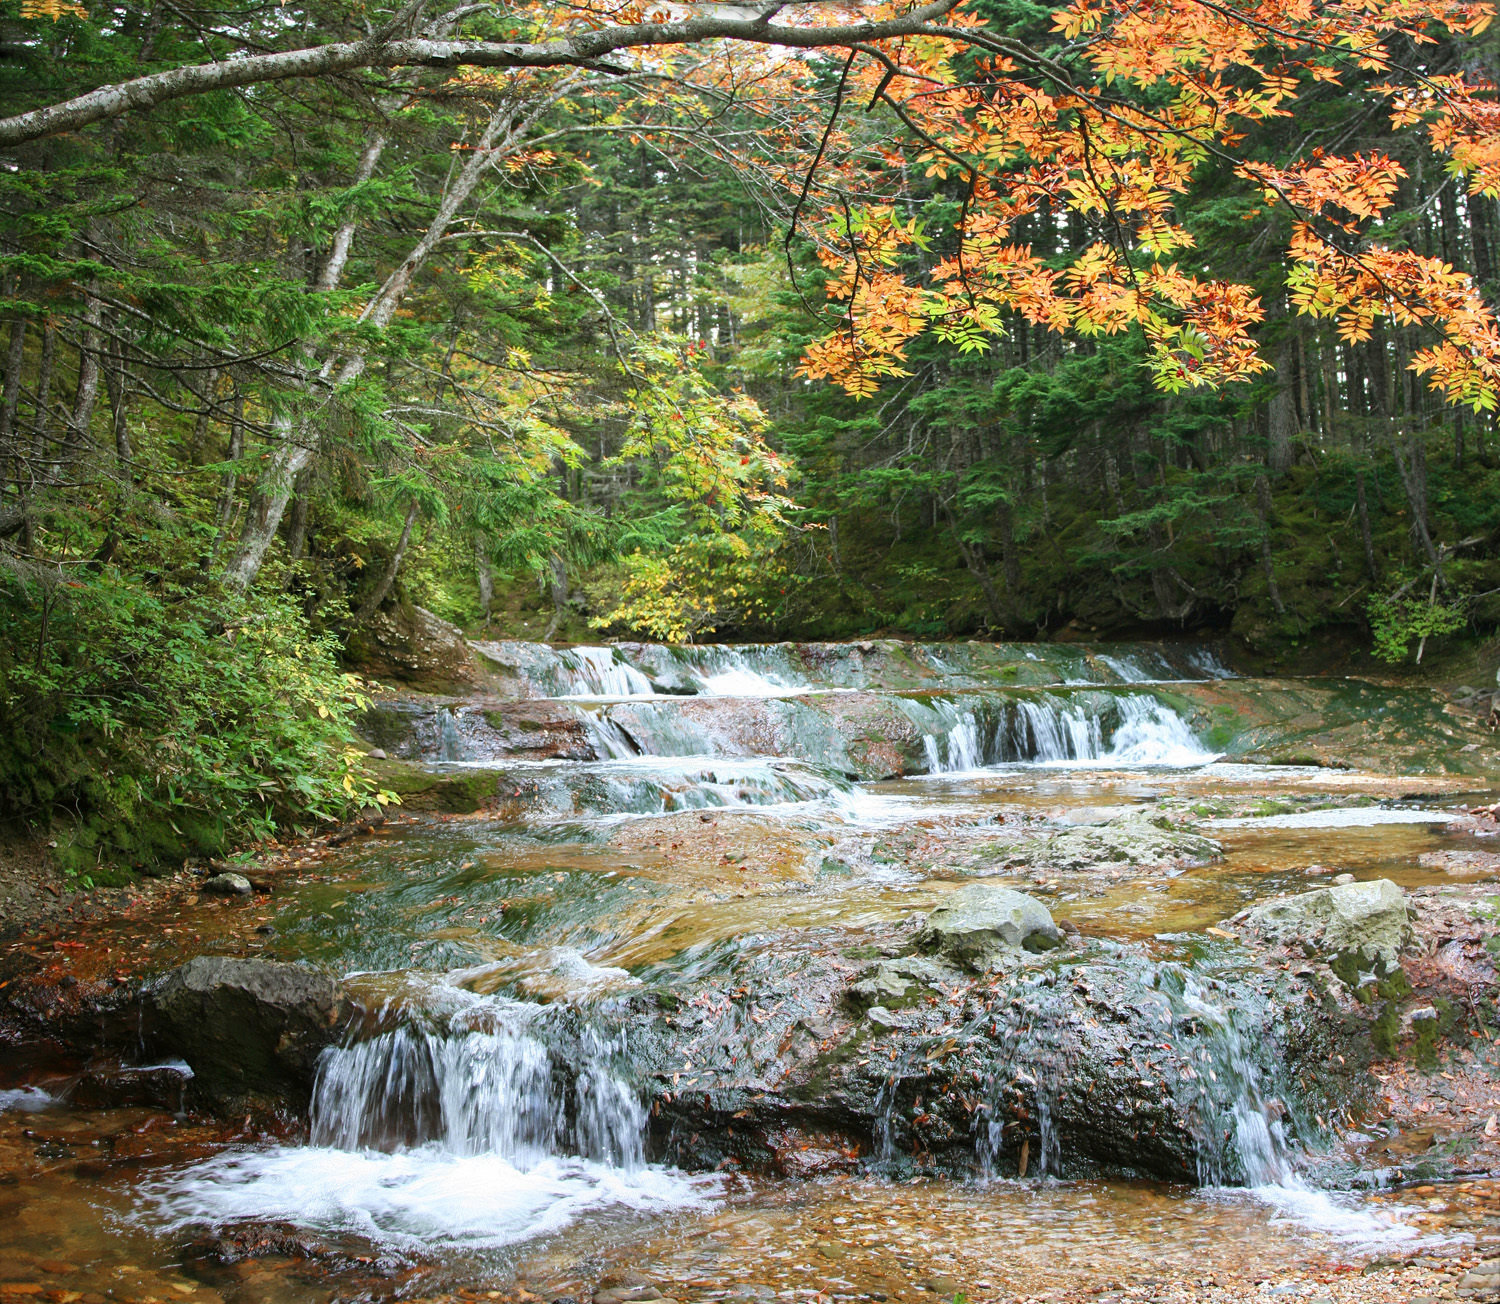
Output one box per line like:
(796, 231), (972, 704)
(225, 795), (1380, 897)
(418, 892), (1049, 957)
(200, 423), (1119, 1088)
(6, 639), (1500, 1303)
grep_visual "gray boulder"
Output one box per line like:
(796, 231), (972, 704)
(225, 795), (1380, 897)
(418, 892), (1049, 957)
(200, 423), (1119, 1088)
(919, 885), (1061, 969)
(1023, 810), (1221, 873)
(146, 957), (355, 1111)
(1240, 877), (1410, 964)
(201, 872), (252, 896)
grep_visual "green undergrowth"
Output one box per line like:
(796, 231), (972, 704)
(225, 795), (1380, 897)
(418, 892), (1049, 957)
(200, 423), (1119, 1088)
(0, 571), (391, 885)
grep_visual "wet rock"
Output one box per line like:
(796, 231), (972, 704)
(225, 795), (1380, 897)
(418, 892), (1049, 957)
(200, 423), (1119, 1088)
(1240, 878), (1411, 964)
(200, 872), (252, 896)
(918, 884), (1061, 968)
(346, 604), (481, 690)
(145, 957), (355, 1111)
(1419, 850), (1500, 875)
(847, 957), (956, 1009)
(1018, 810), (1221, 873)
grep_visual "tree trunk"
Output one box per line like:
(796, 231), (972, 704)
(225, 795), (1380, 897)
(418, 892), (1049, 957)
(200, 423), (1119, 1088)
(215, 392), (245, 529)
(1388, 431), (1439, 567)
(27, 321), (55, 486)
(284, 468), (311, 560)
(188, 366), (219, 464)
(543, 553), (569, 641)
(476, 536), (494, 623)
(946, 505), (1007, 629)
(0, 315), (27, 476)
(1354, 470), (1378, 580)
(102, 337), (135, 481)
(355, 499), (420, 622)
(1255, 476), (1286, 615)
(313, 130), (388, 292)
(223, 100), (537, 592)
(1267, 336), (1297, 476)
(60, 291), (104, 480)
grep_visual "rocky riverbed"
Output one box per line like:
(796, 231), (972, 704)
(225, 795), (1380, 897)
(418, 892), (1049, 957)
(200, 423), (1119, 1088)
(7, 636), (1500, 1302)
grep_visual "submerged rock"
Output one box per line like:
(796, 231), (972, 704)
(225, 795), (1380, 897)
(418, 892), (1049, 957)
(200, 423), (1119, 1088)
(1017, 810), (1221, 873)
(918, 885), (1062, 967)
(145, 957), (355, 1110)
(1239, 877), (1411, 964)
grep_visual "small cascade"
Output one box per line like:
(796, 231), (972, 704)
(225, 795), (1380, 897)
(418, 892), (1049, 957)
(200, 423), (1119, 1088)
(1168, 971), (1298, 1187)
(922, 709), (985, 772)
(311, 1014), (644, 1168)
(1097, 655), (1152, 684)
(1008, 700), (1105, 762)
(143, 1002), (705, 1253)
(919, 692), (1213, 772)
(494, 758), (851, 818)
(435, 708), (466, 762)
(558, 648), (655, 698)
(574, 707), (639, 759)
(1105, 695), (1213, 766)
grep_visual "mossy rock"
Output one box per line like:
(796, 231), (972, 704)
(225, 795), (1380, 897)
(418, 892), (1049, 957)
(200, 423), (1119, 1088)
(368, 758), (503, 813)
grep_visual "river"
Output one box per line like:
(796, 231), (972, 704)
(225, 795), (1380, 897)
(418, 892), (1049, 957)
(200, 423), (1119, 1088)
(4, 639), (1500, 1303)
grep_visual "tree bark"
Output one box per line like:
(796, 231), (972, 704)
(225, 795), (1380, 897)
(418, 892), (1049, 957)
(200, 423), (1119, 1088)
(1255, 475), (1286, 616)
(355, 498), (420, 622)
(476, 535), (494, 622)
(1388, 430), (1439, 567)
(27, 321), (55, 485)
(284, 468), (311, 560)
(313, 131), (388, 292)
(0, 315), (26, 479)
(1266, 335), (1297, 477)
(946, 504), (1007, 629)
(102, 336), (135, 481)
(543, 552), (569, 641)
(60, 291), (104, 480)
(215, 392), (245, 530)
(188, 366), (219, 464)
(1354, 469), (1378, 580)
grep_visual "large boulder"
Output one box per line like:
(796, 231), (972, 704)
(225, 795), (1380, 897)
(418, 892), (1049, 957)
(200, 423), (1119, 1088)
(918, 885), (1061, 969)
(1239, 878), (1410, 964)
(347, 604), (480, 691)
(146, 957), (355, 1111)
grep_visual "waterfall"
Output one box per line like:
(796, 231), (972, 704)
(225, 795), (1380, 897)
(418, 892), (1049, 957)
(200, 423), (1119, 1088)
(435, 708), (466, 762)
(310, 1019), (645, 1168)
(1172, 973), (1297, 1187)
(142, 1003), (706, 1252)
(559, 647), (655, 698)
(922, 710), (986, 772)
(921, 693), (1213, 772)
(1098, 655), (1152, 684)
(1009, 700), (1105, 762)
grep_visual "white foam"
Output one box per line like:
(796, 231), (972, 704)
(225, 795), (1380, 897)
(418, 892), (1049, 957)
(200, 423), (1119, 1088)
(559, 648), (655, 699)
(1210, 807), (1451, 829)
(695, 668), (808, 698)
(140, 1146), (713, 1252)
(0, 1086), (55, 1112)
(1235, 1181), (1458, 1254)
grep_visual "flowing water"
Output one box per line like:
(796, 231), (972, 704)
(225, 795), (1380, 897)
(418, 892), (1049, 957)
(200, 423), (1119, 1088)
(6, 640), (1500, 1302)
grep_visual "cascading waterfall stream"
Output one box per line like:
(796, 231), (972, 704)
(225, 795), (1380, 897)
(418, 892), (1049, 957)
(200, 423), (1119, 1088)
(142, 1003), (708, 1251)
(920, 692), (1213, 772)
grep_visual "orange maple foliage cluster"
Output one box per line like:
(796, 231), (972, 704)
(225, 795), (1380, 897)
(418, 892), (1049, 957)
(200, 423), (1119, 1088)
(746, 0), (1500, 405)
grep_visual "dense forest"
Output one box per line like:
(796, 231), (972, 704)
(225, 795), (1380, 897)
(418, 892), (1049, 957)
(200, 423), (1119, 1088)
(2, 0), (1499, 876)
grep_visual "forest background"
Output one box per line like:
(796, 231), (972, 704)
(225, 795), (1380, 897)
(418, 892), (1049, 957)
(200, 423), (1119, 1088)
(2, 0), (1499, 880)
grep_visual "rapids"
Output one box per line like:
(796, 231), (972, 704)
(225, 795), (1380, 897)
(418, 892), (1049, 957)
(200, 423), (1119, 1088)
(5, 638), (1500, 1303)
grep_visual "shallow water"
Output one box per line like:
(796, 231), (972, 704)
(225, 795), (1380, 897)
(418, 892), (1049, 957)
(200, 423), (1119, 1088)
(7, 642), (1500, 1300)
